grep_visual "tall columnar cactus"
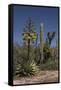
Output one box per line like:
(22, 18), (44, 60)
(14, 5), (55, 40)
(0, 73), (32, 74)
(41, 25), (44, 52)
(40, 23), (44, 63)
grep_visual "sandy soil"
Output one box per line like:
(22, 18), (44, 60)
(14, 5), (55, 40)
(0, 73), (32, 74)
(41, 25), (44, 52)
(13, 70), (59, 85)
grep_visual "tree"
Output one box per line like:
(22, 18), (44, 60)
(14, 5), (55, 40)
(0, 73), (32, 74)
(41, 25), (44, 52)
(45, 32), (56, 61)
(22, 17), (37, 63)
(47, 32), (55, 47)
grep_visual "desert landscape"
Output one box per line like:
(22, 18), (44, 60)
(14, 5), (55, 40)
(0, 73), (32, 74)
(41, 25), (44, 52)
(13, 6), (59, 85)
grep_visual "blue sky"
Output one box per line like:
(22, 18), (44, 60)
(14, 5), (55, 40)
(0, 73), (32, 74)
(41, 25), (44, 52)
(13, 5), (58, 47)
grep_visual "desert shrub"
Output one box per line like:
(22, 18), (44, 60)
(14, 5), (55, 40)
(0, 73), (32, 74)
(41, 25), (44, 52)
(43, 43), (51, 63)
(13, 44), (28, 76)
(40, 58), (58, 70)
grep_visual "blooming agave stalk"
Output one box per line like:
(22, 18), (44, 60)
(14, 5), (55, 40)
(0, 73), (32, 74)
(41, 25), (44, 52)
(22, 30), (37, 63)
